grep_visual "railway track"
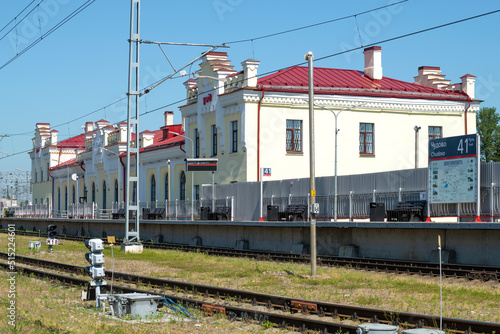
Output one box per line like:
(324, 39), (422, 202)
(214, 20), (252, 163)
(1, 252), (499, 334)
(3, 229), (499, 283)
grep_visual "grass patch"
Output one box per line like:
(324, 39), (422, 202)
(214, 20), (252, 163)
(2, 233), (500, 325)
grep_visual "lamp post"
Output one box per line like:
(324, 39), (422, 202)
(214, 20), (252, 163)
(170, 131), (195, 221)
(414, 125), (421, 169)
(305, 51), (317, 277)
(310, 103), (366, 222)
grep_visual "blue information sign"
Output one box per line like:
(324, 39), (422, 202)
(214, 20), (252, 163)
(428, 134), (479, 204)
(428, 134), (477, 161)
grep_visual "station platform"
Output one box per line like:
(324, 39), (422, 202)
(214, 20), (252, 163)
(2, 218), (499, 267)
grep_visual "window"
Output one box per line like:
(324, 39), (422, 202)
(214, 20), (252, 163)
(194, 128), (200, 158)
(72, 185), (76, 204)
(429, 126), (442, 140)
(91, 182), (96, 204)
(41, 169), (44, 183)
(164, 173), (169, 201)
(57, 188), (61, 211)
(180, 172), (186, 200)
(114, 180), (119, 203)
(359, 123), (374, 155)
(64, 187), (68, 210)
(150, 174), (156, 202)
(46, 163), (49, 181)
(132, 182), (137, 205)
(211, 125), (217, 156)
(194, 185), (200, 200)
(102, 181), (106, 209)
(35, 172), (37, 183)
(286, 120), (302, 152)
(231, 121), (238, 153)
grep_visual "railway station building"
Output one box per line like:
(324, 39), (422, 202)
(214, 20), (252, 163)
(29, 47), (481, 216)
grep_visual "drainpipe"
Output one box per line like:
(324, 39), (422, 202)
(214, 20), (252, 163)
(257, 84), (265, 181)
(462, 92), (471, 135)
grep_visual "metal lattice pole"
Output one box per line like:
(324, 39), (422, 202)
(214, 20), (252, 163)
(125, 0), (141, 244)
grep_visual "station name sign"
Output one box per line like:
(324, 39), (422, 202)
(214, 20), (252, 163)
(428, 134), (477, 161)
(185, 158), (218, 172)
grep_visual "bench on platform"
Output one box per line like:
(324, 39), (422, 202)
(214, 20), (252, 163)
(279, 204), (307, 222)
(208, 206), (231, 221)
(111, 209), (136, 220)
(386, 200), (426, 222)
(143, 208), (165, 220)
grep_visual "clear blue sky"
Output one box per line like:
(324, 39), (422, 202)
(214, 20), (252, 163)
(1, 0), (499, 173)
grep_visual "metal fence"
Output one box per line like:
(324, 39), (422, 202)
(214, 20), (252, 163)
(7, 163), (500, 222)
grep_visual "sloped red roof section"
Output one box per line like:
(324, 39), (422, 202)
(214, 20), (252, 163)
(50, 158), (78, 170)
(257, 66), (467, 101)
(140, 124), (184, 152)
(57, 134), (85, 148)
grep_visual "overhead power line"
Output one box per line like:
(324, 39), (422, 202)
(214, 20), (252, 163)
(0, 0), (95, 71)
(2, 5), (500, 157)
(224, 0), (408, 45)
(0, 0), (38, 36)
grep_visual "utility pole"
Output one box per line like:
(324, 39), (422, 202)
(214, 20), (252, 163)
(305, 51), (317, 276)
(124, 0), (142, 253)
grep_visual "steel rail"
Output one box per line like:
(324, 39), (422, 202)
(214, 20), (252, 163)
(4, 230), (499, 282)
(0, 262), (358, 334)
(1, 253), (498, 333)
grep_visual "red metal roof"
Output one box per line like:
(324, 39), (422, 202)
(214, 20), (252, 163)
(140, 124), (184, 152)
(257, 66), (467, 101)
(50, 158), (78, 170)
(57, 134), (85, 148)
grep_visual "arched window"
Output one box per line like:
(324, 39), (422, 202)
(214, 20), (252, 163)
(41, 169), (44, 183)
(132, 182), (137, 205)
(64, 186), (68, 210)
(180, 172), (186, 201)
(72, 185), (76, 204)
(102, 181), (107, 209)
(57, 188), (61, 212)
(114, 180), (119, 203)
(150, 174), (156, 202)
(91, 182), (96, 204)
(164, 173), (169, 201)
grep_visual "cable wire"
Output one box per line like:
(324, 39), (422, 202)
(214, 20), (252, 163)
(0, 0), (95, 71)
(224, 0), (408, 44)
(0, 0), (39, 37)
(2, 6), (500, 156)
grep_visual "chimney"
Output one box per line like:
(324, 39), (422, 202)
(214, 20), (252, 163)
(85, 121), (94, 133)
(461, 74), (476, 99)
(139, 131), (155, 148)
(50, 130), (58, 145)
(164, 111), (174, 126)
(241, 59), (260, 87)
(118, 121), (128, 143)
(363, 46), (383, 80)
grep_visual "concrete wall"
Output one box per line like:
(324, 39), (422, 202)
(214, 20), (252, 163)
(3, 218), (499, 266)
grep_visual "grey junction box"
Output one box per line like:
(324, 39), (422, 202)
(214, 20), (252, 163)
(357, 323), (399, 334)
(107, 293), (163, 319)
